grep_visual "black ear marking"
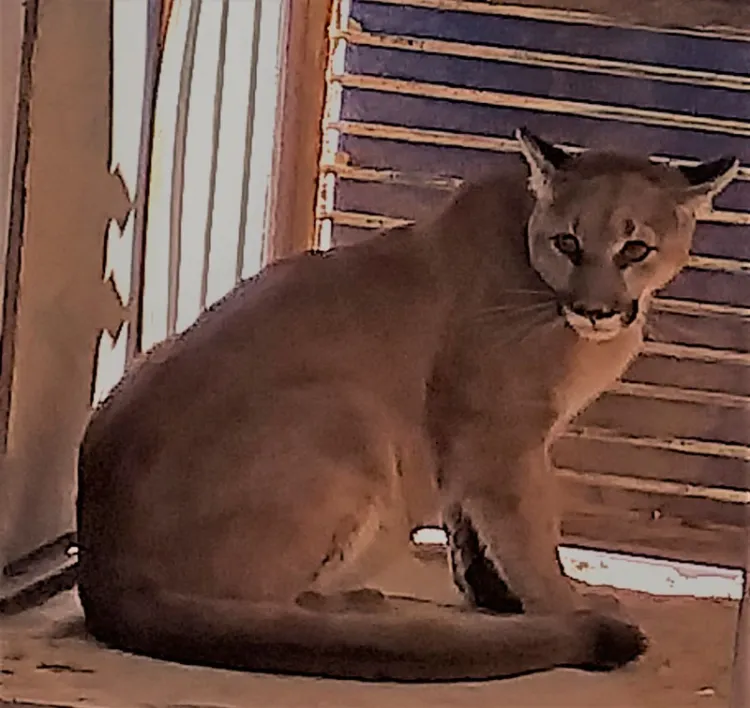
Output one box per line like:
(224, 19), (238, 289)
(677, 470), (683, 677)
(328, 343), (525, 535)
(517, 127), (572, 170)
(678, 157), (738, 187)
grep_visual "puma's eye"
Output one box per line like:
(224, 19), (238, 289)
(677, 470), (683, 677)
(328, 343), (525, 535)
(552, 234), (582, 263)
(619, 239), (654, 265)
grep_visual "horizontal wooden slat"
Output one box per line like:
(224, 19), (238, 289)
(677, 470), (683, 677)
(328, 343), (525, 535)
(335, 176), (442, 221)
(660, 268), (750, 308)
(328, 151), (750, 218)
(331, 125), (750, 218)
(331, 0), (750, 570)
(614, 381), (750, 409)
(328, 224), (373, 247)
(339, 74), (750, 140)
(325, 214), (750, 358)
(553, 435), (748, 490)
(415, 471), (748, 569)
(344, 42), (750, 123)
(342, 27), (750, 94)
(325, 209), (401, 229)
(352, 0), (750, 64)
(556, 468), (747, 568)
(560, 466), (750, 503)
(692, 224), (750, 263)
(654, 298), (750, 320)
(626, 353), (750, 396)
(643, 341), (750, 366)
(398, 459), (747, 566)
(325, 210), (750, 355)
(560, 507), (746, 570)
(560, 468), (747, 529)
(340, 88), (750, 163)
(324, 205), (750, 309)
(566, 425), (750, 461)
(332, 123), (750, 182)
(331, 173), (750, 236)
(647, 308), (750, 352)
(576, 391), (750, 447)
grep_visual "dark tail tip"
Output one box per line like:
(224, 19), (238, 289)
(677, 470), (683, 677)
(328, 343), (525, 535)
(575, 611), (649, 672)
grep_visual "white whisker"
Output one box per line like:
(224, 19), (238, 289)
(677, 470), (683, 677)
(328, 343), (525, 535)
(472, 300), (557, 323)
(499, 288), (555, 297)
(484, 307), (562, 351)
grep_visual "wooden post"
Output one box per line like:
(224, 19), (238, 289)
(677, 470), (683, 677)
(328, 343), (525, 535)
(263, 0), (333, 264)
(0, 0), (38, 454)
(125, 0), (165, 365)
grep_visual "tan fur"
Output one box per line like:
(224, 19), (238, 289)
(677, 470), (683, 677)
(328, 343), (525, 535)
(76, 130), (738, 681)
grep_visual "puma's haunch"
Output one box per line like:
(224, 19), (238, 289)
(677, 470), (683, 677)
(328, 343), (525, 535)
(76, 129), (738, 681)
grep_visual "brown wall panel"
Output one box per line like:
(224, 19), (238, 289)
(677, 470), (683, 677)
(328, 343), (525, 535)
(626, 355), (750, 397)
(553, 436), (747, 489)
(576, 393), (750, 447)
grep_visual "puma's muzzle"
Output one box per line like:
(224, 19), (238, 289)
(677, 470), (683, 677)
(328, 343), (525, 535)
(560, 298), (641, 342)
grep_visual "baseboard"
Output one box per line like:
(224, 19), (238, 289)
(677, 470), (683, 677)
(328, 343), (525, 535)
(0, 533), (78, 615)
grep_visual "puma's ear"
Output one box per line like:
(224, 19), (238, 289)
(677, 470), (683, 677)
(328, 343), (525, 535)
(675, 156), (740, 216)
(515, 127), (572, 201)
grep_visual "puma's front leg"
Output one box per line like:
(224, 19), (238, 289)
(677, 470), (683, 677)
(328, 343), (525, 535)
(444, 502), (524, 614)
(442, 440), (583, 616)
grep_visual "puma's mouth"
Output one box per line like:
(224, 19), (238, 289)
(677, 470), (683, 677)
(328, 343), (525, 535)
(560, 300), (640, 342)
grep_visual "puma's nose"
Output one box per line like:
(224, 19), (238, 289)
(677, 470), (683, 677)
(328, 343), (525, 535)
(571, 303), (618, 321)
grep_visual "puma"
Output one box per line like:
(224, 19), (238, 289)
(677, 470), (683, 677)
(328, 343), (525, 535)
(76, 129), (738, 681)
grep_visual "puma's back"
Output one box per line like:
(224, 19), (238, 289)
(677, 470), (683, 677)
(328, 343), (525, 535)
(77, 130), (738, 681)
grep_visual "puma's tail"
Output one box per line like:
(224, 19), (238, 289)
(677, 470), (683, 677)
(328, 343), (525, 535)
(81, 584), (647, 682)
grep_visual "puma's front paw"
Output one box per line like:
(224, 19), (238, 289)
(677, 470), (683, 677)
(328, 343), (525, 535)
(571, 610), (649, 671)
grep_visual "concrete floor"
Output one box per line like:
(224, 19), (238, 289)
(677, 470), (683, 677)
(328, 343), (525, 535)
(0, 554), (739, 708)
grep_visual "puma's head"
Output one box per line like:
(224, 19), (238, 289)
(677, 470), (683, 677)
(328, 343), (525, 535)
(516, 128), (739, 342)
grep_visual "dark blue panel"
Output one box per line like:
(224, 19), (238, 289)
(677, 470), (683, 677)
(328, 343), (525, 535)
(335, 178), (448, 221)
(648, 309), (750, 353)
(336, 179), (750, 257)
(625, 355), (750, 396)
(340, 88), (750, 163)
(554, 436), (748, 489)
(340, 134), (521, 177)
(713, 182), (749, 214)
(338, 137), (750, 214)
(334, 183), (750, 307)
(351, 1), (750, 75)
(662, 268), (750, 308)
(330, 226), (750, 320)
(346, 45), (750, 122)
(331, 225), (375, 247)
(694, 223), (750, 261)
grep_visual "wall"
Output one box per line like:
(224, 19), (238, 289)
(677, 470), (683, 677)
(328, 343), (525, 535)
(1, 0), (126, 564)
(322, 0), (750, 569)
